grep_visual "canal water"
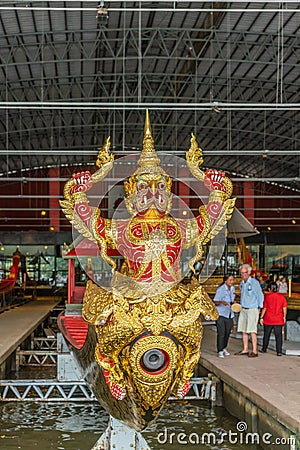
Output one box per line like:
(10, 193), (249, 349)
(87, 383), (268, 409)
(0, 401), (261, 450)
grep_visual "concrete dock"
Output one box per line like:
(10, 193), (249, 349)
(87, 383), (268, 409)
(200, 326), (300, 449)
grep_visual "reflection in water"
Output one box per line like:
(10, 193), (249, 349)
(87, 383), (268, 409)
(0, 401), (261, 450)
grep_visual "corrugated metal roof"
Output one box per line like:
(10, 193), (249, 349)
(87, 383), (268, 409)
(0, 2), (298, 194)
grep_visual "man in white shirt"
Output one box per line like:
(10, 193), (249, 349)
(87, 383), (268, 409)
(235, 264), (264, 357)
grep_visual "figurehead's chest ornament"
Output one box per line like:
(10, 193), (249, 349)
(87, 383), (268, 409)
(60, 109), (235, 430)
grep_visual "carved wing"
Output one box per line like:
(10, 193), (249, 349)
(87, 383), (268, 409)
(59, 199), (97, 243)
(202, 197), (236, 245)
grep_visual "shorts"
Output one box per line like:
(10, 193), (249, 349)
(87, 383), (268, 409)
(237, 308), (259, 333)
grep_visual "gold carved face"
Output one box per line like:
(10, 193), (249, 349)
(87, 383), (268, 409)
(124, 173), (172, 217)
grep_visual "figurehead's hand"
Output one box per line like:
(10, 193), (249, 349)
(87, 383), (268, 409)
(204, 169), (226, 192)
(70, 171), (93, 194)
(96, 136), (113, 168)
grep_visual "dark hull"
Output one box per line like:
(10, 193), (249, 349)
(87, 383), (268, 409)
(58, 315), (171, 431)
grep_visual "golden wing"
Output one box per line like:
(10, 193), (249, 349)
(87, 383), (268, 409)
(59, 199), (97, 243)
(202, 197), (236, 245)
(188, 198), (235, 272)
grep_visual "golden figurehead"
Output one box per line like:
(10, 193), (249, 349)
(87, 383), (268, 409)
(60, 110), (235, 431)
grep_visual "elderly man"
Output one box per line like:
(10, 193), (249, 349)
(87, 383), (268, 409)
(235, 264), (264, 357)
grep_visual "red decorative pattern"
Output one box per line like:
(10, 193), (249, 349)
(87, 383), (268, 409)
(70, 171), (93, 194)
(96, 216), (107, 239)
(102, 368), (126, 400)
(117, 221), (183, 282)
(204, 169), (226, 192)
(206, 201), (223, 223)
(196, 215), (205, 234)
(110, 382), (126, 400)
(75, 202), (93, 228)
(177, 379), (191, 399)
(98, 351), (127, 400)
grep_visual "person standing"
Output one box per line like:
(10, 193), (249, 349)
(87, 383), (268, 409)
(235, 264), (264, 357)
(259, 282), (287, 356)
(213, 275), (235, 358)
(277, 277), (288, 294)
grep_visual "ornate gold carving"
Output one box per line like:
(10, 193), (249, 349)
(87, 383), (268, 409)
(125, 216), (181, 281)
(95, 136), (114, 171)
(91, 209), (116, 269)
(186, 133), (204, 181)
(209, 190), (229, 203)
(186, 132), (233, 199)
(126, 335), (179, 407)
(61, 111), (237, 413)
(124, 110), (172, 199)
(185, 217), (201, 248)
(60, 136), (114, 249)
(188, 205), (210, 272)
(129, 336), (178, 383)
(60, 199), (97, 244)
(82, 276), (218, 403)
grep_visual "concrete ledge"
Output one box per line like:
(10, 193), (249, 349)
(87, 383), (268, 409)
(223, 383), (297, 450)
(199, 327), (300, 449)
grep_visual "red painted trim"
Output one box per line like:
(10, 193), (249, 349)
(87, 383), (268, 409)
(57, 313), (88, 350)
(49, 167), (60, 231)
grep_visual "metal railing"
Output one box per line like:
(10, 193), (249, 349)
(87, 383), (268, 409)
(0, 377), (218, 403)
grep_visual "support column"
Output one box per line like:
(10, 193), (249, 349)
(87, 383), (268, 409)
(178, 169), (190, 217)
(243, 181), (255, 224)
(49, 167), (60, 231)
(93, 416), (151, 450)
(259, 243), (265, 272)
(68, 259), (75, 304)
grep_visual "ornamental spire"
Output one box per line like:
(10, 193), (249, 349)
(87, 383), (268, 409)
(136, 109), (162, 174)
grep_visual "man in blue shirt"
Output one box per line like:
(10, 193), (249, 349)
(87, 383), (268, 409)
(213, 275), (235, 357)
(235, 264), (264, 357)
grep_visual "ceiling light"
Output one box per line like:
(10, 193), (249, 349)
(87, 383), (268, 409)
(292, 219), (296, 225)
(267, 226), (271, 231)
(96, 1), (109, 26)
(212, 101), (221, 114)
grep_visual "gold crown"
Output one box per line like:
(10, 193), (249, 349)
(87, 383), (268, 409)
(124, 109), (172, 196)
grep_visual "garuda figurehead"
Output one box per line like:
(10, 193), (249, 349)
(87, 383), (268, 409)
(60, 110), (235, 431)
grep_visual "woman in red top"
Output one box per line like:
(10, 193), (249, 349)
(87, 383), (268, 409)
(259, 282), (287, 356)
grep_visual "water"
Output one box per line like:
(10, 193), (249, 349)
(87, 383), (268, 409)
(0, 401), (261, 450)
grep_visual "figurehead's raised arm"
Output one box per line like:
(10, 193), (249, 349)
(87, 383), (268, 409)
(185, 134), (235, 272)
(60, 137), (116, 268)
(186, 133), (233, 199)
(62, 136), (114, 208)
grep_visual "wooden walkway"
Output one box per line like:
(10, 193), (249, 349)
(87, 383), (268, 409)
(0, 299), (61, 366)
